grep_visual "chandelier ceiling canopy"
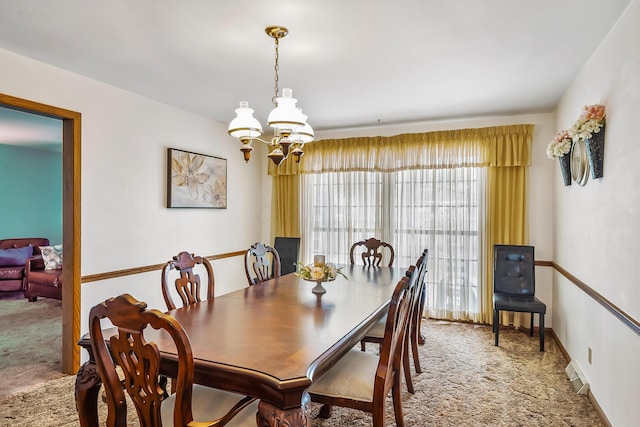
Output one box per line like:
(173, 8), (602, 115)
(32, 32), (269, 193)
(228, 26), (314, 166)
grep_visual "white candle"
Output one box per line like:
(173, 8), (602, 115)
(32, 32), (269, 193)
(314, 255), (326, 267)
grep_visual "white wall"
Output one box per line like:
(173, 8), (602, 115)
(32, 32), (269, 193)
(552, 0), (640, 425)
(0, 48), (265, 334)
(316, 112), (557, 326)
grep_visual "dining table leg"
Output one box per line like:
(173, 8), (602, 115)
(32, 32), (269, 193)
(256, 400), (310, 427)
(75, 361), (102, 427)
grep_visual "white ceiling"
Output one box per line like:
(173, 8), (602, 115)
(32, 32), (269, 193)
(0, 0), (632, 149)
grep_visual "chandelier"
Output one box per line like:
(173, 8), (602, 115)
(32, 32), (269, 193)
(228, 26), (314, 166)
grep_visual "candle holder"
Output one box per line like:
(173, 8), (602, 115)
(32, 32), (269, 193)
(314, 255), (326, 267)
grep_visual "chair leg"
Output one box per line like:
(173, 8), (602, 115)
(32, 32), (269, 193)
(391, 376), (405, 427)
(411, 323), (422, 374)
(530, 313), (534, 337)
(417, 286), (426, 346)
(539, 313), (545, 351)
(493, 308), (499, 346)
(318, 404), (332, 419)
(403, 337), (415, 394)
(410, 304), (423, 374)
(360, 341), (366, 352)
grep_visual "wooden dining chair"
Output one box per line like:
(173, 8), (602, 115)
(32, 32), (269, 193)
(161, 251), (215, 310)
(349, 237), (395, 267)
(89, 294), (258, 427)
(360, 249), (429, 394)
(244, 242), (281, 286)
(308, 274), (414, 427)
(409, 249), (429, 366)
(354, 237), (397, 353)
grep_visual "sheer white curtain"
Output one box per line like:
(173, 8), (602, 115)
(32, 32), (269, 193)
(393, 167), (484, 322)
(300, 171), (388, 265)
(301, 166), (485, 322)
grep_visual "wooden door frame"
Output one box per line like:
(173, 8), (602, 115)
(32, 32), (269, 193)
(0, 93), (81, 374)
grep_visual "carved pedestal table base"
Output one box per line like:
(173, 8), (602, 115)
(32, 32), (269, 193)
(75, 361), (102, 427)
(256, 400), (310, 427)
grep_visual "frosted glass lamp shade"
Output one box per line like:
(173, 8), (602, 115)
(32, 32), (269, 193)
(267, 88), (305, 134)
(228, 102), (263, 140)
(291, 111), (314, 143)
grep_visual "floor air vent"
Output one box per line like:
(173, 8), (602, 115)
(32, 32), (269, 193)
(565, 361), (589, 395)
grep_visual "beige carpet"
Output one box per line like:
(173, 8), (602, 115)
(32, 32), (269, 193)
(0, 297), (64, 398)
(0, 319), (602, 426)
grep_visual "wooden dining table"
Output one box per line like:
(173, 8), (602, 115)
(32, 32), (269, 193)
(75, 264), (406, 427)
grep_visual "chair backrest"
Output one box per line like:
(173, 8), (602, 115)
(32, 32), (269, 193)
(493, 244), (535, 296)
(245, 242), (281, 286)
(409, 248), (429, 274)
(349, 238), (395, 267)
(374, 273), (414, 398)
(273, 237), (300, 276)
(89, 294), (197, 426)
(418, 248), (429, 268)
(161, 251), (215, 311)
(411, 248), (429, 314)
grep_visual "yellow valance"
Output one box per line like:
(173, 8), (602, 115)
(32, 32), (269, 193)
(268, 124), (533, 175)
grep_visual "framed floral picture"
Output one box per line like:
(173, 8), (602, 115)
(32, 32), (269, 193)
(167, 148), (227, 208)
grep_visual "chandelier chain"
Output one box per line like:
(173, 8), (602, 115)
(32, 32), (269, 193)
(272, 37), (280, 107)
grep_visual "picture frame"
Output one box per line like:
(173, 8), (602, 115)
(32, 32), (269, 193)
(167, 148), (227, 208)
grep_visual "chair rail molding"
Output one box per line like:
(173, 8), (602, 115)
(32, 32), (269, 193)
(82, 255), (640, 337)
(535, 259), (640, 337)
(82, 250), (245, 283)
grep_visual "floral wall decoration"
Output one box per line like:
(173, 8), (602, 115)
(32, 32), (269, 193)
(547, 129), (573, 186)
(167, 148), (228, 208)
(572, 103), (606, 179)
(547, 103), (606, 186)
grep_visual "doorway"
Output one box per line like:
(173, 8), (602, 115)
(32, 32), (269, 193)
(0, 93), (81, 374)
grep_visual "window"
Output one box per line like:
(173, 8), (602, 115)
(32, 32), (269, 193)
(301, 166), (484, 321)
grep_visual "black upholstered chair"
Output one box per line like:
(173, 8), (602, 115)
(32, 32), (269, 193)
(493, 244), (546, 351)
(273, 237), (300, 276)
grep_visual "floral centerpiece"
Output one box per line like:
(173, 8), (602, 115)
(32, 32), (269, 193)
(295, 261), (347, 282)
(569, 103), (606, 142)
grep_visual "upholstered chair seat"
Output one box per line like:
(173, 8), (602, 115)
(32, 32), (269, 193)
(308, 350), (378, 402)
(161, 384), (258, 427)
(494, 294), (546, 314)
(365, 316), (387, 339)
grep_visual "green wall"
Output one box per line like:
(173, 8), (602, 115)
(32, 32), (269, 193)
(0, 144), (62, 244)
